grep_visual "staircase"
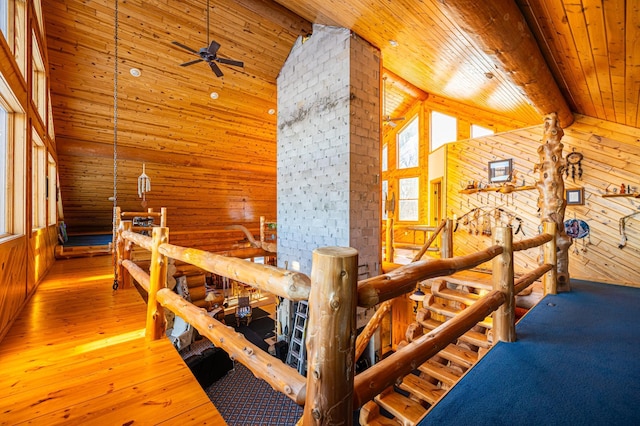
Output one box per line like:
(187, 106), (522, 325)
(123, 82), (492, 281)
(360, 271), (495, 426)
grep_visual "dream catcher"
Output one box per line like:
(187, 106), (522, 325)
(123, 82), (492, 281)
(565, 148), (583, 182)
(564, 217), (591, 253)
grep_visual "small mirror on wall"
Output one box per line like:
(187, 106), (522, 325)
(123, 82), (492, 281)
(566, 188), (584, 205)
(488, 159), (513, 183)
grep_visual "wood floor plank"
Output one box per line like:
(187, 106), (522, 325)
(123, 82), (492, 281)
(0, 256), (225, 425)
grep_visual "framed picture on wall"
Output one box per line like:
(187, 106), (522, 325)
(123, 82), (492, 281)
(566, 188), (584, 205)
(488, 159), (513, 183)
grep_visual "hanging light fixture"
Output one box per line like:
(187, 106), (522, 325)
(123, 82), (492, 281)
(409, 286), (426, 313)
(138, 163), (151, 208)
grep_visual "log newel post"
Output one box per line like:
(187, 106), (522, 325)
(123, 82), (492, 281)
(260, 215), (266, 245)
(492, 227), (515, 342)
(385, 217), (393, 263)
(442, 218), (454, 258)
(160, 207), (167, 227)
(121, 221), (133, 289)
(303, 247), (358, 426)
(115, 220), (127, 289)
(146, 226), (169, 342)
(542, 222), (558, 295)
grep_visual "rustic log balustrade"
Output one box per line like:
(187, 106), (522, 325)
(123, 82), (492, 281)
(116, 220), (556, 420)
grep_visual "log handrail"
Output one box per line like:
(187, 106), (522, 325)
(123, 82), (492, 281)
(353, 289), (506, 407)
(512, 232), (553, 252)
(117, 221), (558, 415)
(226, 224), (277, 253)
(357, 244), (504, 308)
(158, 242), (310, 301)
(412, 219), (448, 262)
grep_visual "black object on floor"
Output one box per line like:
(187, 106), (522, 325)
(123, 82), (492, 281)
(184, 346), (233, 388)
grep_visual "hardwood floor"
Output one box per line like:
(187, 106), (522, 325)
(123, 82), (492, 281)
(0, 256), (226, 425)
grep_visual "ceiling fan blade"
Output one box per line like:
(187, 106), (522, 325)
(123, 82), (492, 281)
(207, 40), (221, 56)
(217, 57), (244, 68)
(172, 41), (199, 55)
(180, 59), (203, 67)
(209, 61), (224, 77)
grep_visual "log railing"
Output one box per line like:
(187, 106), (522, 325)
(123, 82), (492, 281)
(115, 218), (557, 423)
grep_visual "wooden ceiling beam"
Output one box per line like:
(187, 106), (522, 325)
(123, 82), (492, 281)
(439, 0), (574, 127)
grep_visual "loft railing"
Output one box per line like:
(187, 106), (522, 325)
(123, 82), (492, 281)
(115, 214), (556, 424)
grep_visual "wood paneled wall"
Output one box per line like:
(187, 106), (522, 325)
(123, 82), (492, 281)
(446, 114), (640, 287)
(0, 0), (58, 340)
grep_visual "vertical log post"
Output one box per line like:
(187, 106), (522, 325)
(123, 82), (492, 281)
(115, 220), (126, 289)
(535, 113), (572, 291)
(441, 218), (454, 258)
(260, 215), (266, 245)
(146, 226), (169, 342)
(385, 217), (393, 263)
(303, 247), (358, 425)
(492, 227), (515, 342)
(542, 221), (558, 295)
(160, 207), (167, 227)
(121, 221), (133, 289)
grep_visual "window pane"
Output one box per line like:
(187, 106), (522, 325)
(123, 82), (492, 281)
(0, 106), (6, 233)
(381, 145), (388, 172)
(0, 0), (7, 36)
(399, 177), (419, 221)
(471, 124), (494, 138)
(397, 118), (419, 169)
(431, 111), (457, 151)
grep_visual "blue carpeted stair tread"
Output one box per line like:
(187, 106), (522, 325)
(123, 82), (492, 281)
(417, 359), (463, 387)
(374, 387), (426, 424)
(398, 374), (445, 405)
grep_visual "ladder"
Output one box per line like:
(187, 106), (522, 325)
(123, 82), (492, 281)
(286, 301), (308, 375)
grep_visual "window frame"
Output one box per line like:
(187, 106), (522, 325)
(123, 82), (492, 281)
(397, 117), (419, 169)
(430, 110), (457, 152)
(398, 176), (419, 222)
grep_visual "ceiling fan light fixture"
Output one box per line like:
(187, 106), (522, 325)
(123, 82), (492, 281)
(129, 68), (141, 77)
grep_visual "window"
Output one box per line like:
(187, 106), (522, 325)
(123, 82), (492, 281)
(398, 177), (419, 221)
(48, 154), (56, 225)
(397, 118), (419, 169)
(471, 124), (494, 138)
(32, 132), (46, 230)
(382, 180), (388, 220)
(0, 0), (7, 37)
(381, 144), (388, 172)
(430, 111), (457, 151)
(0, 105), (6, 233)
(1, 73), (25, 236)
(32, 32), (46, 121)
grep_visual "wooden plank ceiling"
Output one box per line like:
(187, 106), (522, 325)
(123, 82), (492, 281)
(43, 0), (639, 233)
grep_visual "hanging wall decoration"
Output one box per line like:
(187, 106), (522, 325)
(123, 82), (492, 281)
(565, 148), (583, 182)
(138, 163), (151, 208)
(564, 217), (591, 253)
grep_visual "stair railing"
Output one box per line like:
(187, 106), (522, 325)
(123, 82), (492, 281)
(116, 219), (556, 423)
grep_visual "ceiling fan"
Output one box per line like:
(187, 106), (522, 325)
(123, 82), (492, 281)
(171, 0), (243, 77)
(383, 76), (405, 128)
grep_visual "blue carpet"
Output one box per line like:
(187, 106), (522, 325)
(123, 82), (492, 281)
(422, 280), (640, 425)
(64, 234), (112, 247)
